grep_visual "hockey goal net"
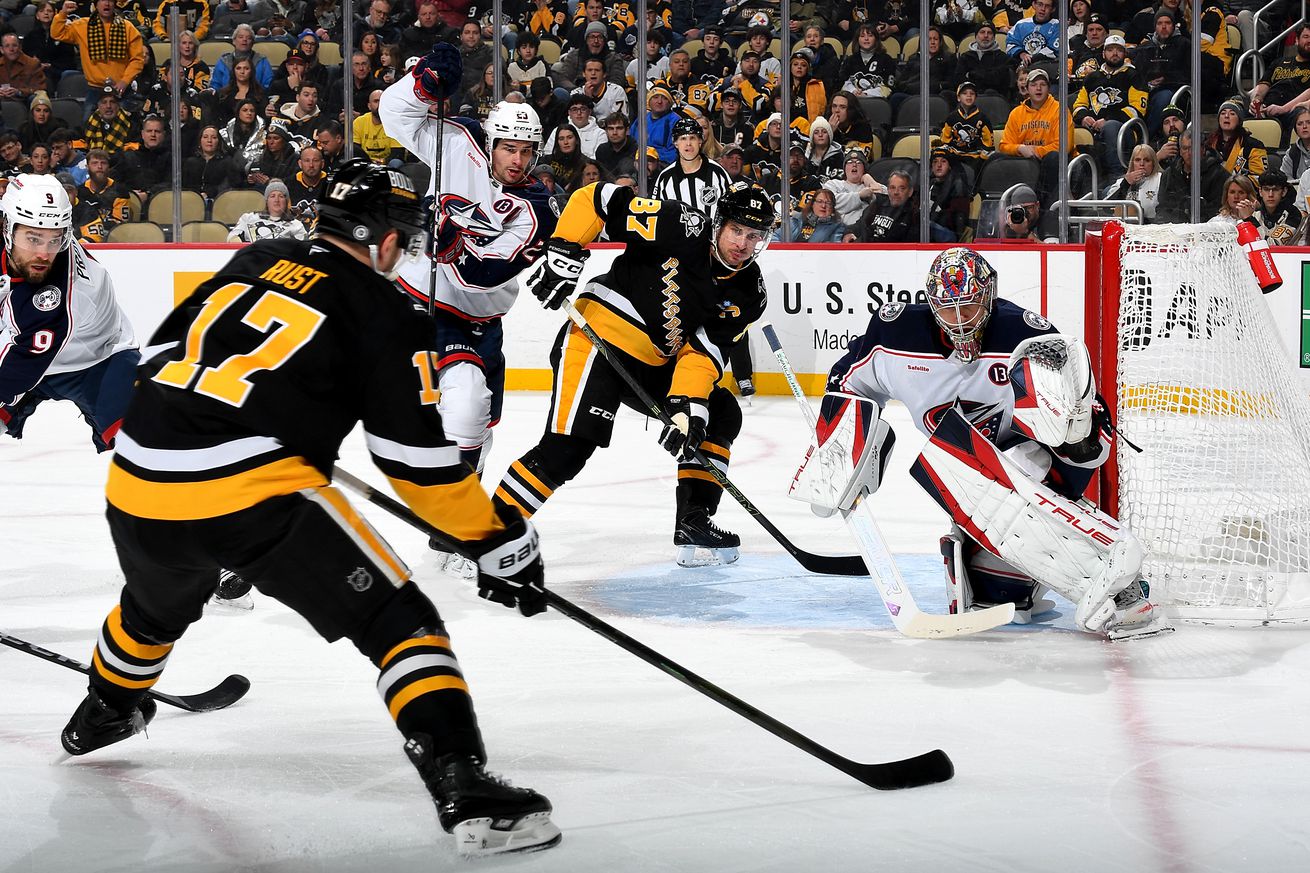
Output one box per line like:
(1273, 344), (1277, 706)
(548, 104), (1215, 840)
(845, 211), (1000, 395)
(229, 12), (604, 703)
(1086, 221), (1310, 625)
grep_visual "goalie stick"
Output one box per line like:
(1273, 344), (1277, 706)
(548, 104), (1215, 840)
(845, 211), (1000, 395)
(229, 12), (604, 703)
(332, 466), (954, 791)
(561, 302), (868, 577)
(759, 323), (1015, 638)
(0, 630), (251, 713)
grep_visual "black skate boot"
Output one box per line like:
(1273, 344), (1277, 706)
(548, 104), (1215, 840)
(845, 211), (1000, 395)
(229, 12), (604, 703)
(404, 733), (561, 857)
(211, 569), (254, 611)
(61, 688), (157, 756)
(673, 509), (741, 567)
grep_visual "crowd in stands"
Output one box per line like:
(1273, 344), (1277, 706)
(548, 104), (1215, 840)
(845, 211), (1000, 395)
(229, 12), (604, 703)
(0, 0), (1305, 244)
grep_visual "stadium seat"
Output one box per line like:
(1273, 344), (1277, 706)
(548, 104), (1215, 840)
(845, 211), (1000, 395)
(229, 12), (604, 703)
(179, 221), (234, 242)
(868, 156), (918, 185)
(0, 100), (24, 131)
(891, 134), (924, 158)
(211, 189), (267, 225)
(892, 95), (948, 135)
(198, 40), (230, 66)
(680, 39), (703, 56)
(56, 72), (88, 100)
(146, 190), (206, 226)
(150, 43), (171, 65)
(880, 37), (900, 58)
(317, 42), (343, 66)
(126, 192), (142, 222)
(975, 155), (1040, 197)
(255, 41), (290, 66)
(538, 40), (561, 65)
(976, 93), (1013, 128)
(1074, 127), (1095, 150)
(11, 13), (35, 38)
(856, 96), (892, 129)
(400, 161), (431, 194)
(51, 98), (83, 129)
(106, 221), (166, 243)
(1243, 118), (1282, 150)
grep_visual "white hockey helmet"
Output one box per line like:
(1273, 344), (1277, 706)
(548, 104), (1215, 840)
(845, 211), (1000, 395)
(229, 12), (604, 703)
(484, 100), (543, 175)
(2, 173), (74, 256)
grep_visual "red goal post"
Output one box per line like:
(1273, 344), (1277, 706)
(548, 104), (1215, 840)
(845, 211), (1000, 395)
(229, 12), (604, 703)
(1084, 221), (1310, 625)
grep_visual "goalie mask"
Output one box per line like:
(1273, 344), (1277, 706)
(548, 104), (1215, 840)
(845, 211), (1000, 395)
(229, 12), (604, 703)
(926, 247), (997, 363)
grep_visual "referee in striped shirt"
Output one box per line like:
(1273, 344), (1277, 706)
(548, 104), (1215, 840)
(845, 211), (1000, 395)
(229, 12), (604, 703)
(654, 115), (733, 218)
(654, 114), (757, 397)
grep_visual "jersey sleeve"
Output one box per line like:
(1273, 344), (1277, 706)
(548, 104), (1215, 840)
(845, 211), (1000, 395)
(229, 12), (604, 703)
(359, 316), (506, 544)
(554, 182), (703, 253)
(0, 276), (72, 407)
(826, 314), (893, 407)
(378, 77), (492, 200)
(445, 187), (557, 290)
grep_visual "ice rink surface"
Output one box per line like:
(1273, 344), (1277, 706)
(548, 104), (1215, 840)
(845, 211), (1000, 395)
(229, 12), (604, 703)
(4, 392), (1309, 873)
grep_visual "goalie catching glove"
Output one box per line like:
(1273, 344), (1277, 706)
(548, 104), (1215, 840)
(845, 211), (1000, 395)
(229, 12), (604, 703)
(465, 504), (548, 617)
(527, 239), (589, 309)
(659, 395), (708, 461)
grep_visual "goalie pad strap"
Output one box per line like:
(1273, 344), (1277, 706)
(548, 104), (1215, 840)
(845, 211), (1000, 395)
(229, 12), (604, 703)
(910, 407), (1141, 631)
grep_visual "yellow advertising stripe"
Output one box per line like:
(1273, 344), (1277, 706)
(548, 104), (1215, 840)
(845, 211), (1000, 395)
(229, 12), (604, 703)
(104, 605), (173, 660)
(379, 634), (452, 669)
(91, 650), (159, 690)
(1120, 385), (1278, 418)
(387, 675), (470, 720)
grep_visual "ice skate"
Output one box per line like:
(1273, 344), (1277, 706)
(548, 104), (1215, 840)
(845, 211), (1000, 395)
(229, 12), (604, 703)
(404, 734), (561, 857)
(737, 377), (755, 406)
(61, 689), (156, 756)
(1106, 579), (1173, 641)
(429, 539), (478, 580)
(210, 569), (254, 611)
(674, 510), (740, 567)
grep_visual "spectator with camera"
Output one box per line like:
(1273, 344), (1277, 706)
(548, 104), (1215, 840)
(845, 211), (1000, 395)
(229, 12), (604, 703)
(1156, 129), (1228, 222)
(997, 183), (1043, 241)
(1153, 104), (1186, 168)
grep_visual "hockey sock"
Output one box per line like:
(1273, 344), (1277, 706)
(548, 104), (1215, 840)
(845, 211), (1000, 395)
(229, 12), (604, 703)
(677, 439), (731, 518)
(494, 437), (591, 518)
(356, 585), (484, 758)
(88, 603), (173, 711)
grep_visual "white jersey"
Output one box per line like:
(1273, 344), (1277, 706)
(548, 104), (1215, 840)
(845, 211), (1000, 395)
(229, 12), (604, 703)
(379, 77), (558, 321)
(829, 300), (1058, 446)
(0, 241), (135, 407)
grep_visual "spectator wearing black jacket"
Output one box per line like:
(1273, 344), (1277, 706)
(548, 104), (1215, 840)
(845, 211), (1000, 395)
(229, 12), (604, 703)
(845, 169), (919, 242)
(115, 115), (172, 203)
(895, 26), (954, 103)
(594, 111), (637, 178)
(954, 21), (1010, 98)
(1156, 130), (1228, 222)
(690, 25), (735, 82)
(24, 0), (80, 92)
(181, 124), (238, 199)
(1132, 8), (1192, 133)
(399, 1), (454, 61)
(927, 148), (971, 242)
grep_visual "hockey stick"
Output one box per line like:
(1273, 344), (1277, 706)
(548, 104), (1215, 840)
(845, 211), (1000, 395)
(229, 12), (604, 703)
(0, 630), (250, 713)
(332, 466), (953, 790)
(425, 94), (445, 318)
(759, 323), (1015, 638)
(560, 302), (868, 577)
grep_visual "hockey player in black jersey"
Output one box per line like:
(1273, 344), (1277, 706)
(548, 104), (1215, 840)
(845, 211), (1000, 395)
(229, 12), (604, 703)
(60, 160), (562, 857)
(497, 181), (777, 566)
(812, 247), (1168, 640)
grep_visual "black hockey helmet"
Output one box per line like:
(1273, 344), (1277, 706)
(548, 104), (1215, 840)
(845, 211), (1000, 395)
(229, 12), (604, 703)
(671, 115), (702, 141)
(315, 158), (428, 258)
(711, 180), (778, 270)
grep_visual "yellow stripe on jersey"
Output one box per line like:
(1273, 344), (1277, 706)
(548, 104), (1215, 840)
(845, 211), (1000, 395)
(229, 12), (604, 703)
(553, 182), (607, 244)
(380, 634), (453, 669)
(553, 323), (595, 434)
(105, 605), (173, 660)
(387, 473), (505, 543)
(387, 675), (470, 720)
(574, 297), (665, 365)
(106, 456), (329, 520)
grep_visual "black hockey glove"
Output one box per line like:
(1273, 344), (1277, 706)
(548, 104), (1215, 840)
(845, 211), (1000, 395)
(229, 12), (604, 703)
(526, 238), (589, 310)
(411, 42), (463, 104)
(658, 395), (709, 461)
(467, 504), (548, 617)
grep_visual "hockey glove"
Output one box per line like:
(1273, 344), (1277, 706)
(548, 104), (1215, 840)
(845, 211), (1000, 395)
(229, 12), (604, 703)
(658, 395), (709, 461)
(526, 238), (589, 310)
(467, 504), (548, 617)
(411, 42), (463, 104)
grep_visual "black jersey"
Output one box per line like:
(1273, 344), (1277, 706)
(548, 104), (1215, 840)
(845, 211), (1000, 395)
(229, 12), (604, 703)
(553, 182), (766, 401)
(106, 237), (505, 541)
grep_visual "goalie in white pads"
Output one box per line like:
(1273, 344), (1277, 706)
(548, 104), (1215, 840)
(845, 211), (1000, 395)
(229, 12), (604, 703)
(819, 247), (1168, 640)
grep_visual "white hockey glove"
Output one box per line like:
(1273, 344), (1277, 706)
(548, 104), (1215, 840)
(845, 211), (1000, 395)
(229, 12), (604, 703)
(466, 505), (548, 617)
(526, 239), (589, 310)
(659, 395), (709, 461)
(1009, 334), (1096, 448)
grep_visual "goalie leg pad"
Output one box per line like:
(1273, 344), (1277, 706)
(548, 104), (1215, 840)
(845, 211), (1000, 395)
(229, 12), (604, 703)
(789, 392), (895, 517)
(912, 407), (1142, 633)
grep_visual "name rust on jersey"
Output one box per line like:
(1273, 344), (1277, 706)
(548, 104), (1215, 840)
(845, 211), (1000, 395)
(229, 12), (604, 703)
(259, 259), (330, 294)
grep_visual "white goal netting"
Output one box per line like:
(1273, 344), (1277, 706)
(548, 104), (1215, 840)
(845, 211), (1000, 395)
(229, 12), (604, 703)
(1112, 223), (1310, 624)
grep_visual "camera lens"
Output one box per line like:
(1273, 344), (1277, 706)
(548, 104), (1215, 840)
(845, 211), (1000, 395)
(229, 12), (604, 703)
(1008, 206), (1027, 223)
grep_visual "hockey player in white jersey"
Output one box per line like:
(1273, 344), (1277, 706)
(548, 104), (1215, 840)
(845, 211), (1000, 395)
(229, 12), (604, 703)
(815, 247), (1168, 640)
(0, 174), (138, 452)
(379, 43), (559, 577)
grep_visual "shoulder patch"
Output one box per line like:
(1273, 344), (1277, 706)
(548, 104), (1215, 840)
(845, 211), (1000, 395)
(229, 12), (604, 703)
(680, 209), (705, 237)
(548, 196), (561, 217)
(32, 285), (62, 312)
(879, 301), (905, 322)
(1023, 309), (1051, 330)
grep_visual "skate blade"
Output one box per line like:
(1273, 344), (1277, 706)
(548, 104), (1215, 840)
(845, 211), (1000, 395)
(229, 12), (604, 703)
(453, 812), (562, 857)
(208, 593), (254, 612)
(1108, 622), (1175, 642)
(675, 545), (740, 567)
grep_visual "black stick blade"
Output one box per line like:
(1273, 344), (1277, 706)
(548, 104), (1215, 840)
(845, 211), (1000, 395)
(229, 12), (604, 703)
(850, 749), (955, 790)
(150, 674), (251, 713)
(794, 551), (869, 576)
